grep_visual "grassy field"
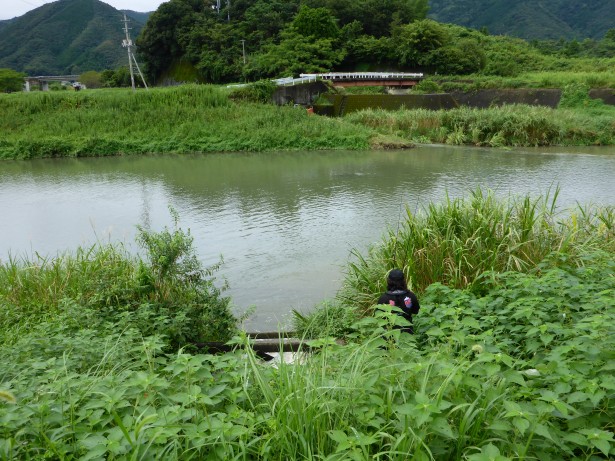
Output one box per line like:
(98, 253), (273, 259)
(1, 191), (614, 459)
(422, 71), (615, 92)
(1, 79), (614, 159)
(0, 85), (372, 159)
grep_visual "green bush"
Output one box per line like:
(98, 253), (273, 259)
(413, 79), (443, 93)
(0, 68), (25, 93)
(0, 213), (237, 348)
(337, 189), (614, 314)
(228, 80), (278, 103)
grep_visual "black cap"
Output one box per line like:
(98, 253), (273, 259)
(388, 269), (405, 281)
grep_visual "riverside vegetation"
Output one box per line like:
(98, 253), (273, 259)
(1, 190), (614, 459)
(0, 77), (614, 160)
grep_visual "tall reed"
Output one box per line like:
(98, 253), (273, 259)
(346, 102), (615, 147)
(0, 86), (371, 159)
(338, 188), (615, 312)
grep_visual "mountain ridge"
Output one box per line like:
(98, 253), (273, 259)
(428, 0), (614, 40)
(0, 0), (612, 76)
(0, 0), (147, 75)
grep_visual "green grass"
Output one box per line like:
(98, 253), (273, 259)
(0, 248), (613, 459)
(0, 191), (614, 459)
(345, 100), (615, 146)
(427, 70), (615, 92)
(1, 79), (614, 159)
(332, 189), (615, 317)
(0, 85), (372, 159)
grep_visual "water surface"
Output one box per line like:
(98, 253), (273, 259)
(1, 145), (614, 330)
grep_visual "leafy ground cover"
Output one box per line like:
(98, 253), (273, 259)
(0, 250), (613, 459)
(0, 191), (613, 459)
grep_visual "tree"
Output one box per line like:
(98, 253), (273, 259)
(343, 35), (396, 68)
(248, 30), (345, 78)
(395, 19), (450, 66)
(136, 0), (209, 83)
(0, 68), (26, 93)
(292, 5), (340, 39)
(303, 0), (428, 37)
(100, 67), (135, 88)
(240, 0), (300, 46)
(79, 71), (102, 89)
(189, 20), (245, 83)
(428, 39), (486, 74)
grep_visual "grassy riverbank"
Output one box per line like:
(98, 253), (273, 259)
(345, 84), (615, 147)
(1, 81), (614, 159)
(0, 85), (371, 159)
(1, 191), (614, 459)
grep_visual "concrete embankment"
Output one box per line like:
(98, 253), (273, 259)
(317, 89), (567, 116)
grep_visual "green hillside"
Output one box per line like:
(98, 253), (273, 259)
(0, 19), (13, 34)
(0, 0), (145, 75)
(428, 0), (615, 40)
(120, 9), (152, 24)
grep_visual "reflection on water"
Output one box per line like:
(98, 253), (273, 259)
(1, 145), (614, 330)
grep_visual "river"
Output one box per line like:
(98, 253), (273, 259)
(1, 145), (614, 331)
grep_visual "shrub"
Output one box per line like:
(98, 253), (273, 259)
(337, 188), (615, 314)
(413, 79), (442, 93)
(228, 79), (278, 103)
(0, 212), (237, 348)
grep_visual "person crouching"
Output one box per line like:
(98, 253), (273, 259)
(377, 268), (420, 333)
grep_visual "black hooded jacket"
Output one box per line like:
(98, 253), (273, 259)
(377, 289), (420, 322)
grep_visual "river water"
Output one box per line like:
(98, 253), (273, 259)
(1, 145), (614, 331)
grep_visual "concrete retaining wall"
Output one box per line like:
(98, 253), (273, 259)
(589, 88), (615, 106)
(316, 88), (565, 116)
(450, 89), (562, 108)
(272, 81), (330, 105)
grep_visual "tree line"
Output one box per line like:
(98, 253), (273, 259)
(1, 0), (614, 92)
(133, 0), (615, 85)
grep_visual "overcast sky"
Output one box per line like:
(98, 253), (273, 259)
(1, 0), (166, 20)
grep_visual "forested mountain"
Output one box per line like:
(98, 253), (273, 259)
(133, 0), (614, 85)
(0, 19), (15, 34)
(0, 0), (145, 75)
(120, 10), (152, 24)
(428, 0), (615, 40)
(0, 0), (613, 80)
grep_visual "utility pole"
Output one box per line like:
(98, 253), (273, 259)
(240, 39), (246, 65)
(122, 14), (148, 91)
(215, 0), (230, 21)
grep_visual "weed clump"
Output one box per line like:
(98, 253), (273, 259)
(0, 212), (237, 348)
